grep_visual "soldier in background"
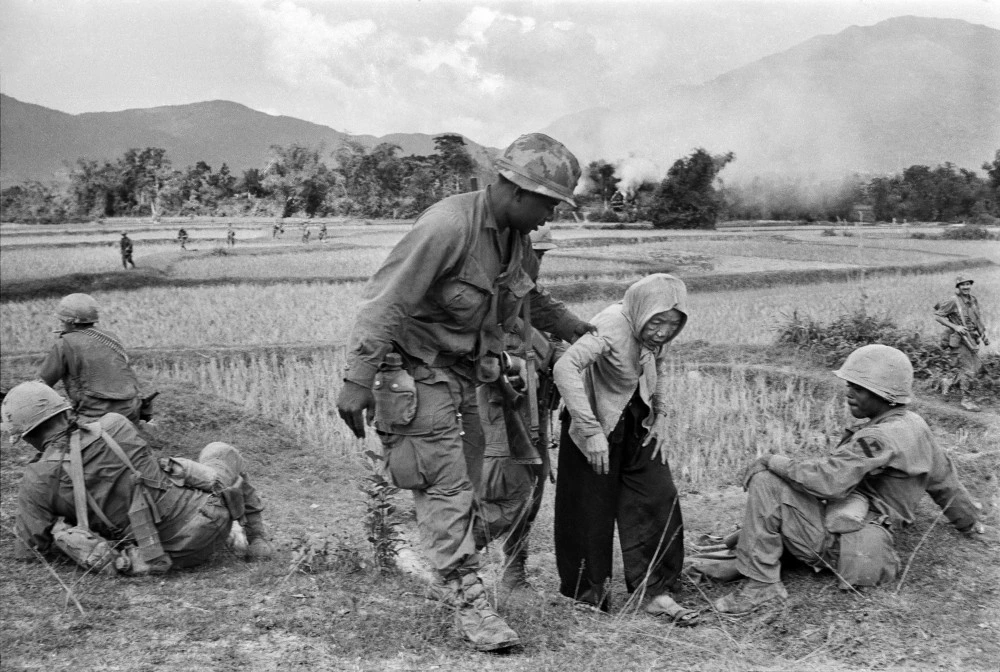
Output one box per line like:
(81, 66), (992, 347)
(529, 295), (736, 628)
(3, 381), (272, 577)
(476, 225), (563, 594)
(301, 225), (311, 244)
(38, 294), (145, 423)
(318, 222), (328, 242)
(226, 226), (236, 247)
(934, 274), (990, 412)
(177, 228), (189, 250)
(120, 232), (136, 269)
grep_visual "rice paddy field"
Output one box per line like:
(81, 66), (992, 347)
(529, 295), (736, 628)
(1, 217), (998, 672)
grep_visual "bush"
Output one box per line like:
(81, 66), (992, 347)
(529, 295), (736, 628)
(940, 226), (997, 241)
(774, 296), (999, 395)
(821, 228), (836, 237)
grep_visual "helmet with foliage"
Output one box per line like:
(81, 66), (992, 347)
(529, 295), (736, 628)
(954, 274), (974, 287)
(529, 226), (557, 251)
(833, 344), (913, 404)
(56, 293), (100, 325)
(1, 381), (72, 441)
(495, 133), (581, 207)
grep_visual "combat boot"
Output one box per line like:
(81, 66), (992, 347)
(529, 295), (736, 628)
(500, 548), (535, 594)
(243, 516), (274, 561)
(714, 579), (788, 614)
(960, 397), (981, 413)
(456, 572), (520, 652)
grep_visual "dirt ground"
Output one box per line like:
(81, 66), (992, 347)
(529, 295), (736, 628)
(1, 347), (998, 671)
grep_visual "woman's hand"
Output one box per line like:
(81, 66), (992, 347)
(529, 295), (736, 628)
(584, 433), (610, 475)
(643, 413), (671, 464)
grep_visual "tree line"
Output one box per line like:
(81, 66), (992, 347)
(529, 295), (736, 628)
(2, 139), (998, 229)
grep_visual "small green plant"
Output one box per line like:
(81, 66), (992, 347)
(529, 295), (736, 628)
(359, 450), (402, 574)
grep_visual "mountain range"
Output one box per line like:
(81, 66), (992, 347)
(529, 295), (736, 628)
(2, 16), (998, 186)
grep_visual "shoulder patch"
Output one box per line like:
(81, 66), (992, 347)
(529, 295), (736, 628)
(856, 436), (882, 458)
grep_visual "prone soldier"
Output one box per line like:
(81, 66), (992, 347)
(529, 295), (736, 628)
(3, 381), (273, 576)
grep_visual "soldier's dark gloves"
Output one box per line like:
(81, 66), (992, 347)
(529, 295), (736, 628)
(337, 380), (376, 439)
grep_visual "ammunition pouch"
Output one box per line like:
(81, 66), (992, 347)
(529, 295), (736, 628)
(159, 457), (220, 492)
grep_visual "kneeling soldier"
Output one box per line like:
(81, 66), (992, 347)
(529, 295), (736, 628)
(4, 381), (273, 576)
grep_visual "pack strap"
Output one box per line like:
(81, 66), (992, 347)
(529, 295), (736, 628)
(99, 428), (163, 524)
(68, 430), (90, 530)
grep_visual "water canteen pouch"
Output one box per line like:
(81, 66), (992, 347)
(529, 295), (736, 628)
(825, 492), (870, 534)
(51, 518), (121, 576)
(373, 354), (417, 429)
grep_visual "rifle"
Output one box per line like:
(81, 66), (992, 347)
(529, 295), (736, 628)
(954, 299), (983, 359)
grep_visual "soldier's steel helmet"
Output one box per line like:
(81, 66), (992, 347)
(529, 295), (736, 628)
(1, 381), (72, 440)
(56, 293), (100, 325)
(833, 344), (913, 404)
(495, 133), (581, 207)
(529, 226), (557, 251)
(955, 274), (974, 287)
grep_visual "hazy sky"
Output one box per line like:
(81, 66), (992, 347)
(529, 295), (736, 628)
(1, 0), (997, 147)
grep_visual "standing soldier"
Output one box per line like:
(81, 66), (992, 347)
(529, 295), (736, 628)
(301, 225), (311, 244)
(120, 232), (136, 269)
(476, 225), (562, 594)
(38, 294), (145, 424)
(177, 228), (189, 250)
(226, 226), (236, 247)
(318, 222), (328, 242)
(336, 133), (594, 652)
(934, 274), (990, 412)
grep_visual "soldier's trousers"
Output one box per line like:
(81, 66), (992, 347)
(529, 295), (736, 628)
(949, 343), (982, 395)
(161, 442), (264, 568)
(554, 396), (684, 609)
(380, 365), (483, 580)
(735, 471), (839, 583)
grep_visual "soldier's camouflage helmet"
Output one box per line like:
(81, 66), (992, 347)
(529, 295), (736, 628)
(833, 344), (913, 404)
(955, 274), (974, 287)
(496, 133), (581, 208)
(529, 226), (557, 251)
(1, 381), (72, 441)
(56, 293), (99, 325)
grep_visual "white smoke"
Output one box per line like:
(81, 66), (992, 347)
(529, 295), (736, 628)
(614, 156), (661, 196)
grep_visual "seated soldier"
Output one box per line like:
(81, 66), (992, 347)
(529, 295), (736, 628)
(3, 381), (273, 576)
(715, 344), (986, 614)
(39, 293), (148, 424)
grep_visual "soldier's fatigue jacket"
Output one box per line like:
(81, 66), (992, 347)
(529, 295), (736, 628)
(740, 407), (978, 587)
(39, 328), (142, 421)
(767, 408), (978, 530)
(15, 414), (235, 568)
(344, 189), (586, 388)
(344, 189), (586, 577)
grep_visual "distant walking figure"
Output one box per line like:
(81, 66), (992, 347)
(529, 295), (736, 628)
(120, 233), (136, 269)
(318, 223), (328, 242)
(227, 227), (236, 247)
(301, 226), (311, 244)
(177, 228), (189, 250)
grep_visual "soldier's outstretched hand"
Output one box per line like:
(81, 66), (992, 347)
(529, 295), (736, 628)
(337, 380), (375, 438)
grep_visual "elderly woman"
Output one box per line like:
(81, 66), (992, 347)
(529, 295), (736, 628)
(553, 273), (696, 624)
